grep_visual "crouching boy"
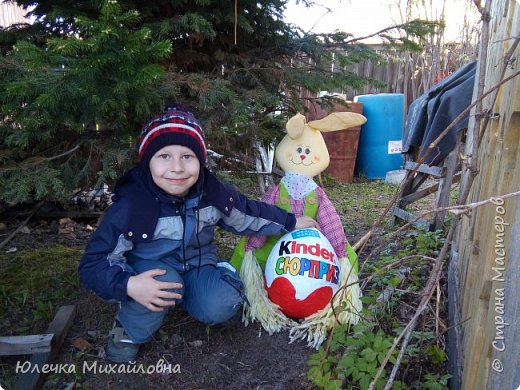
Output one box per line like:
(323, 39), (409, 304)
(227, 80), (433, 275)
(78, 105), (317, 362)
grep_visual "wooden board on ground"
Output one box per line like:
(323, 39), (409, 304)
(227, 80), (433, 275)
(14, 305), (76, 390)
(0, 334), (53, 356)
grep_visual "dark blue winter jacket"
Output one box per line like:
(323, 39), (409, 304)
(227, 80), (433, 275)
(78, 165), (296, 302)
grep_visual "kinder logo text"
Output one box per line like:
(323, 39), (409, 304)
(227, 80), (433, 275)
(277, 240), (335, 261)
(275, 240), (339, 284)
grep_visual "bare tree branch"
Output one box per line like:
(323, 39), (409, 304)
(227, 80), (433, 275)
(0, 202), (43, 250)
(370, 227), (455, 390)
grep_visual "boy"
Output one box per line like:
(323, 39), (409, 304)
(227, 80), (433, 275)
(78, 105), (318, 363)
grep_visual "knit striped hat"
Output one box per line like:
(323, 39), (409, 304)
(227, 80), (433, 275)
(138, 105), (206, 167)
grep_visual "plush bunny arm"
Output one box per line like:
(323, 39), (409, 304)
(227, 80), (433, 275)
(316, 188), (348, 258)
(245, 236), (267, 252)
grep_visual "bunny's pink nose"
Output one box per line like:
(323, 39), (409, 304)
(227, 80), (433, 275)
(300, 155), (306, 160)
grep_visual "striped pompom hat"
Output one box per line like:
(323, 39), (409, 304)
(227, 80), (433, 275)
(138, 104), (206, 167)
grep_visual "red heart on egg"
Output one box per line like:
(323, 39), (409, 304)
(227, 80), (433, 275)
(266, 277), (333, 318)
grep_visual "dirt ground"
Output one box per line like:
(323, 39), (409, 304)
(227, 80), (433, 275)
(0, 211), (326, 390)
(1, 177), (443, 390)
(70, 298), (316, 390)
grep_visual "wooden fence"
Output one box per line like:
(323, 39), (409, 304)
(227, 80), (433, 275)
(451, 0), (520, 389)
(333, 42), (478, 107)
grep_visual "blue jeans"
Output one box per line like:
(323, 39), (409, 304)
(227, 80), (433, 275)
(117, 259), (244, 343)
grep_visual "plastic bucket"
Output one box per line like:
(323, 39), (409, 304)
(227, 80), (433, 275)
(354, 93), (404, 179)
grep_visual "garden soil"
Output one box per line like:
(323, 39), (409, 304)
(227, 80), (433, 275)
(0, 178), (401, 390)
(0, 215), (326, 390)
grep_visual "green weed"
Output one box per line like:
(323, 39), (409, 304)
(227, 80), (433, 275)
(308, 227), (450, 389)
(423, 373), (451, 389)
(308, 322), (407, 390)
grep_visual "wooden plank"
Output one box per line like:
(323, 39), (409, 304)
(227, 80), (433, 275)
(15, 305), (76, 390)
(36, 210), (104, 219)
(447, 248), (462, 390)
(392, 206), (431, 230)
(409, 172), (430, 194)
(400, 181), (440, 206)
(404, 161), (445, 177)
(432, 135), (462, 230)
(487, 170), (520, 389)
(396, 159), (416, 206)
(457, 0), (520, 385)
(400, 172), (461, 206)
(0, 335), (53, 356)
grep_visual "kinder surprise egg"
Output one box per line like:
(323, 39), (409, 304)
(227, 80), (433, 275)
(264, 228), (340, 318)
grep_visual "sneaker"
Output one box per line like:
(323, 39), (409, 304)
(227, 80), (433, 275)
(105, 321), (140, 363)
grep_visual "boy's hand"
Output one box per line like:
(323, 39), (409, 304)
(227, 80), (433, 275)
(295, 216), (319, 230)
(126, 269), (183, 312)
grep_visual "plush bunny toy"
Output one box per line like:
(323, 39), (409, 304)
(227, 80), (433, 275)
(231, 111), (366, 348)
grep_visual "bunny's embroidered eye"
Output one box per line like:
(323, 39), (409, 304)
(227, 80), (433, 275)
(296, 147), (303, 153)
(305, 148), (311, 154)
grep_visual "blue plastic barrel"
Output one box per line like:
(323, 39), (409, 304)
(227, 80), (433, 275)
(354, 93), (404, 179)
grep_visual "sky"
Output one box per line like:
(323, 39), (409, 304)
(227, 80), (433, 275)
(283, 0), (480, 42)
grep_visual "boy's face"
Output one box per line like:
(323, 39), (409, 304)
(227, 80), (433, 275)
(149, 144), (200, 197)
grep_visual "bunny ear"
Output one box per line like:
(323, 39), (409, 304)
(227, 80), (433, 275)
(285, 113), (307, 139)
(308, 112), (367, 133)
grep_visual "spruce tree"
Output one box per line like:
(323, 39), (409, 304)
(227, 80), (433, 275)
(0, 0), (439, 205)
(0, 1), (172, 204)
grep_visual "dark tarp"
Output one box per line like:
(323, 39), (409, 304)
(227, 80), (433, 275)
(403, 61), (477, 166)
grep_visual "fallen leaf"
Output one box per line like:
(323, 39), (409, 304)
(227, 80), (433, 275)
(72, 337), (92, 350)
(59, 217), (73, 225)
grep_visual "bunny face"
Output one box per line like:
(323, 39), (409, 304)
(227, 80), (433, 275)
(275, 112), (367, 179)
(275, 129), (329, 177)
